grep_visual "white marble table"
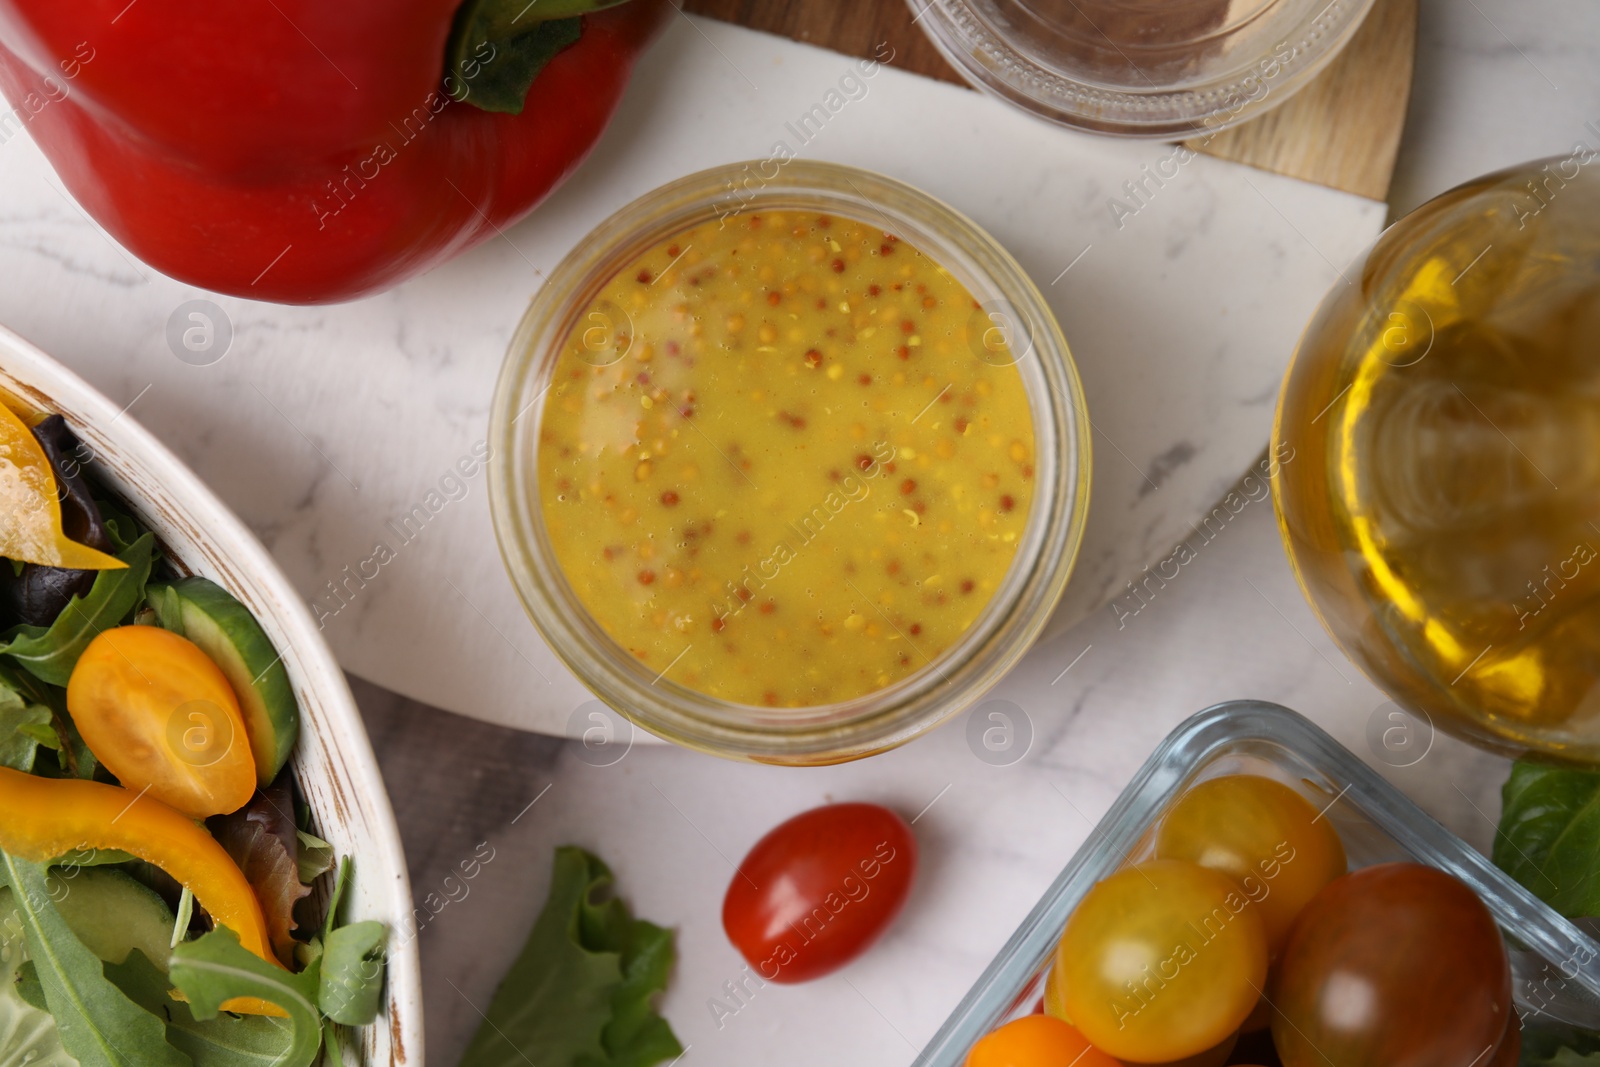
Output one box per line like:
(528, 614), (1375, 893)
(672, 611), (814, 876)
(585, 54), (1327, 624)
(11, 0), (1600, 1063)
(0, 12), (1384, 738)
(346, 2), (1600, 1064)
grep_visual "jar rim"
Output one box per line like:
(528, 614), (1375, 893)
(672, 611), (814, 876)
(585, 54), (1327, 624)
(489, 160), (1091, 764)
(909, 0), (1379, 139)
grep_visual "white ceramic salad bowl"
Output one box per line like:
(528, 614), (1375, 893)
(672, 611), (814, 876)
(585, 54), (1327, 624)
(0, 323), (422, 1066)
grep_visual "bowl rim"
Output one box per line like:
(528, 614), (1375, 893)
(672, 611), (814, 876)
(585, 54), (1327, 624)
(488, 159), (1092, 764)
(912, 699), (1600, 1065)
(0, 323), (423, 1067)
(906, 0), (1380, 139)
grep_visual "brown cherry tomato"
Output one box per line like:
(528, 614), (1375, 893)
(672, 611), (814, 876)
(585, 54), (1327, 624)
(721, 802), (916, 983)
(1272, 862), (1512, 1067)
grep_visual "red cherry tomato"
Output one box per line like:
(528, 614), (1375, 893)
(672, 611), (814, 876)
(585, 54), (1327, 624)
(1271, 863), (1512, 1067)
(722, 802), (916, 983)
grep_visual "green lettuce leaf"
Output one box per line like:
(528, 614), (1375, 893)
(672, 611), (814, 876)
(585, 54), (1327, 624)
(107, 949), (298, 1067)
(460, 846), (682, 1067)
(0, 668), (53, 772)
(1494, 759), (1600, 916)
(0, 851), (188, 1067)
(296, 831), (336, 885)
(167, 927), (321, 1067)
(0, 532), (155, 687)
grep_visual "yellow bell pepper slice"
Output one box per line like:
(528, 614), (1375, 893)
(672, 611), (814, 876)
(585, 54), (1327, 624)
(0, 766), (285, 1015)
(0, 401), (124, 571)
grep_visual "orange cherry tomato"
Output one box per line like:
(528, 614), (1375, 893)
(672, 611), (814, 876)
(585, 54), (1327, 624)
(1154, 775), (1346, 956)
(965, 1015), (1118, 1067)
(66, 625), (256, 817)
(1056, 859), (1268, 1064)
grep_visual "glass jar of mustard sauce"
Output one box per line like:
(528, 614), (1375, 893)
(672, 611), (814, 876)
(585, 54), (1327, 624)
(490, 161), (1090, 764)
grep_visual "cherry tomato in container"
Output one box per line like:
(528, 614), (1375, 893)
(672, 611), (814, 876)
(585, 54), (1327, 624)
(1271, 862), (1513, 1067)
(722, 802), (916, 983)
(965, 1015), (1119, 1067)
(1056, 859), (1268, 1063)
(1154, 775), (1346, 955)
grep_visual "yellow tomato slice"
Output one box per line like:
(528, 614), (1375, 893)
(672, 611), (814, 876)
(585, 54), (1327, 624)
(0, 402), (124, 570)
(67, 626), (257, 818)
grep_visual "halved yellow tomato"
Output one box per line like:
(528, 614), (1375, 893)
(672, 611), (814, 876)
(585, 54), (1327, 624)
(66, 625), (256, 817)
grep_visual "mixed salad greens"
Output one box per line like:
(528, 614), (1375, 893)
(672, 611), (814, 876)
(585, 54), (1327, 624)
(0, 400), (385, 1066)
(459, 847), (682, 1067)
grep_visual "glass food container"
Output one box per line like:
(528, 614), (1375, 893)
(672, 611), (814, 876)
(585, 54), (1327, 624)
(1273, 157), (1600, 763)
(915, 701), (1600, 1066)
(907, 0), (1378, 138)
(489, 161), (1090, 765)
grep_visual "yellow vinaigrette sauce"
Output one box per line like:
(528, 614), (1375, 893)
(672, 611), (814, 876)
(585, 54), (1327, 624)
(537, 211), (1036, 707)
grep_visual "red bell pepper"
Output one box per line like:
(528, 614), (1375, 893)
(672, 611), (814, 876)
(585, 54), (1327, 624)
(0, 0), (669, 303)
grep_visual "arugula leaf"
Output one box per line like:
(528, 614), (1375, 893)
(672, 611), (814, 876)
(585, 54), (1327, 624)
(460, 846), (682, 1067)
(0, 532), (154, 687)
(296, 831), (336, 885)
(0, 669), (53, 772)
(0, 850), (189, 1067)
(318, 920), (386, 1026)
(15, 959), (46, 1009)
(147, 584), (186, 638)
(167, 927), (321, 1067)
(92, 497), (143, 555)
(1494, 759), (1600, 916)
(107, 949), (298, 1067)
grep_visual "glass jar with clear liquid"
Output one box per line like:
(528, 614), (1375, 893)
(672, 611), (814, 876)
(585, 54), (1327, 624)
(1273, 152), (1600, 761)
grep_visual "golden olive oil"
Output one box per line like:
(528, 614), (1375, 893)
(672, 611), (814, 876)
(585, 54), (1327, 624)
(1274, 153), (1600, 760)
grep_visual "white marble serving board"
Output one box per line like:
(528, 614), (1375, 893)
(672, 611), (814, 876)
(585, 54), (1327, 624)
(0, 15), (1383, 738)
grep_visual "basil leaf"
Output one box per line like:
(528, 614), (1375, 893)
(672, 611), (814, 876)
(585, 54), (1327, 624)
(0, 532), (155, 687)
(460, 846), (682, 1067)
(107, 949), (298, 1067)
(0, 851), (189, 1067)
(1495, 759), (1600, 916)
(167, 927), (322, 1067)
(318, 920), (386, 1026)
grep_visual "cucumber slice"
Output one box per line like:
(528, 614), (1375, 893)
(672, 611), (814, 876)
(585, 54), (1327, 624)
(148, 577), (299, 785)
(0, 868), (174, 1067)
(52, 868), (176, 971)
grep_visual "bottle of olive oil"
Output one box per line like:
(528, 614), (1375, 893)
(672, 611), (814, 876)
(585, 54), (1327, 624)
(1273, 152), (1600, 761)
